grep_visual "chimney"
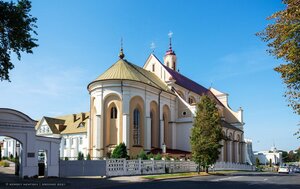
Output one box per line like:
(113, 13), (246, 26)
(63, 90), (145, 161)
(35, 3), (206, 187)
(81, 112), (86, 121)
(73, 114), (77, 122)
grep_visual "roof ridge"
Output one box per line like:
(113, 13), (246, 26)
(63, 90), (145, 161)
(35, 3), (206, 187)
(126, 62), (166, 90)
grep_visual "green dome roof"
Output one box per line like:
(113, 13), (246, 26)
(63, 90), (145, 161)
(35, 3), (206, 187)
(90, 59), (170, 92)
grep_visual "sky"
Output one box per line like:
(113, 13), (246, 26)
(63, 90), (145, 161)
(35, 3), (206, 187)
(0, 0), (299, 151)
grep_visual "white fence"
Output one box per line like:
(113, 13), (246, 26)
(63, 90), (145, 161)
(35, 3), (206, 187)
(58, 159), (255, 177)
(106, 159), (198, 177)
(106, 159), (255, 177)
(211, 162), (255, 171)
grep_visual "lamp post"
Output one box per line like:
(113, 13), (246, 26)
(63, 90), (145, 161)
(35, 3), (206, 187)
(162, 143), (166, 154)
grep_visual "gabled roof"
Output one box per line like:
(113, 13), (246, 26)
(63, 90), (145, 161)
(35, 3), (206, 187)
(36, 112), (89, 135)
(163, 64), (208, 95)
(89, 58), (171, 92)
(162, 64), (224, 107)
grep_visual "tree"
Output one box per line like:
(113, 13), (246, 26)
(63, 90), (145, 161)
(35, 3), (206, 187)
(111, 143), (128, 159)
(255, 157), (260, 168)
(86, 153), (91, 160)
(77, 152), (84, 160)
(0, 0), (38, 81)
(0, 145), (2, 161)
(190, 95), (223, 173)
(137, 149), (147, 160)
(257, 0), (300, 138)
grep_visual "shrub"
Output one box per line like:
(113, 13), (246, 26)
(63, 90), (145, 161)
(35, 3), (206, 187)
(0, 161), (10, 167)
(137, 150), (148, 160)
(154, 153), (162, 160)
(86, 153), (91, 160)
(77, 152), (84, 160)
(147, 153), (154, 160)
(64, 157), (69, 161)
(9, 154), (13, 160)
(111, 143), (128, 159)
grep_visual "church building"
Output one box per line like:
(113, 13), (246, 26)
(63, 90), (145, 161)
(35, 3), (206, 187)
(87, 40), (245, 163)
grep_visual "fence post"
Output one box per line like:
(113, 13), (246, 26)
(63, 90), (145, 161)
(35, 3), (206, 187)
(139, 158), (142, 174)
(152, 159), (155, 173)
(123, 159), (127, 175)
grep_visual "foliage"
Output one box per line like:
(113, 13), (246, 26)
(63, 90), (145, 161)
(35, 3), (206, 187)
(255, 157), (260, 167)
(111, 142), (128, 159)
(257, 0), (300, 138)
(86, 153), (91, 160)
(0, 161), (9, 167)
(137, 149), (148, 160)
(269, 159), (272, 167)
(77, 152), (84, 160)
(154, 153), (162, 160)
(147, 153), (154, 160)
(0, 0), (38, 81)
(64, 157), (69, 161)
(190, 95), (223, 173)
(9, 154), (13, 160)
(282, 149), (300, 162)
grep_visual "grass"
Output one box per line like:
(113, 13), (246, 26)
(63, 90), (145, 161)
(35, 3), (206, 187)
(142, 170), (242, 180)
(0, 161), (10, 167)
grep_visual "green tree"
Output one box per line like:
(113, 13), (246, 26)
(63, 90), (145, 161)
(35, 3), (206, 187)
(0, 0), (38, 81)
(111, 143), (128, 159)
(86, 153), (91, 160)
(190, 95), (223, 173)
(77, 152), (84, 160)
(0, 145), (2, 161)
(257, 0), (300, 138)
(137, 149), (147, 160)
(154, 153), (162, 160)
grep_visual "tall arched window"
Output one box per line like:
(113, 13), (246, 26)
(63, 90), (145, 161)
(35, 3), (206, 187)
(133, 108), (140, 145)
(110, 106), (117, 119)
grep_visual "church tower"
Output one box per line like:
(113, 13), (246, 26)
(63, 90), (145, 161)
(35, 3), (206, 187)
(163, 33), (177, 71)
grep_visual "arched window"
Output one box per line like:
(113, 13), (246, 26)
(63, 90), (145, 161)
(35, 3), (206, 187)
(110, 106), (117, 119)
(188, 96), (195, 105)
(133, 108), (140, 145)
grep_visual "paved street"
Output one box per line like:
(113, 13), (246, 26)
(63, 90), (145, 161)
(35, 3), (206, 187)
(0, 169), (299, 189)
(109, 172), (300, 189)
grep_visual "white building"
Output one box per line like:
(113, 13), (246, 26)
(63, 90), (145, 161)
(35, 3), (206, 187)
(254, 146), (283, 165)
(36, 40), (248, 163)
(36, 112), (89, 160)
(87, 41), (246, 162)
(1, 137), (21, 158)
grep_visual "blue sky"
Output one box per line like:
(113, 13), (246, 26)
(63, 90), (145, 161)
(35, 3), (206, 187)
(0, 0), (298, 151)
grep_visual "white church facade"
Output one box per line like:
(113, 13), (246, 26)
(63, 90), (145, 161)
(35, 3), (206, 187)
(31, 41), (246, 163)
(87, 42), (246, 163)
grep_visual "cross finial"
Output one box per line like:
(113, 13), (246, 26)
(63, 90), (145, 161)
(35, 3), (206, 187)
(119, 37), (125, 59)
(168, 31), (173, 49)
(150, 42), (156, 53)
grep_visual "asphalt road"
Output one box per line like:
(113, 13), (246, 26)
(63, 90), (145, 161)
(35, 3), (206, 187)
(106, 172), (300, 189)
(0, 170), (299, 189)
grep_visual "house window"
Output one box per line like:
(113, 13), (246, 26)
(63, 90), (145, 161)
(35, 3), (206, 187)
(133, 108), (140, 145)
(152, 64), (155, 72)
(111, 106), (117, 119)
(79, 137), (83, 145)
(64, 138), (66, 146)
(70, 138), (73, 146)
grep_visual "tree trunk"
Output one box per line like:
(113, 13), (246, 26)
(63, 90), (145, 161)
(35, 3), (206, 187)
(198, 163), (200, 174)
(205, 166), (208, 173)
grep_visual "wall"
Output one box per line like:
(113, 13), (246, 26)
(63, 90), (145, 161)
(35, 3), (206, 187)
(175, 122), (192, 151)
(59, 160), (106, 177)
